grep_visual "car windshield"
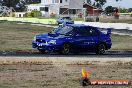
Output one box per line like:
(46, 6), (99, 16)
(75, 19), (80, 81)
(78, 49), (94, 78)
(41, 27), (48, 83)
(63, 17), (72, 20)
(55, 26), (73, 35)
(52, 28), (60, 33)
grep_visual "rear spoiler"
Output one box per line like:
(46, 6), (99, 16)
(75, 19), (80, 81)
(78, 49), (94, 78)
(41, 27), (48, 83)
(107, 28), (112, 35)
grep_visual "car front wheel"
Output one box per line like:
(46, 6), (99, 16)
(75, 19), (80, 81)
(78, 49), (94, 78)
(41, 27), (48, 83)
(96, 44), (106, 55)
(60, 43), (70, 55)
(38, 49), (45, 54)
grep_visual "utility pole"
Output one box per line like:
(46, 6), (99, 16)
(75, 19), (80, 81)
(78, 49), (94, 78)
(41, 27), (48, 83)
(83, 8), (87, 21)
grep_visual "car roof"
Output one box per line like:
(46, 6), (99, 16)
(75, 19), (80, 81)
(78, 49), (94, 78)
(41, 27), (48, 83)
(60, 16), (71, 18)
(61, 16), (70, 18)
(66, 24), (94, 28)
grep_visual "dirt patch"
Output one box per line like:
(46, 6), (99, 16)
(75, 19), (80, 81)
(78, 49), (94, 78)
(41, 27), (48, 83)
(0, 57), (131, 88)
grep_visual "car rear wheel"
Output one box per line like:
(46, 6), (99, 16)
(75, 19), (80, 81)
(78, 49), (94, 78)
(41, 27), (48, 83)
(60, 43), (70, 55)
(96, 44), (106, 55)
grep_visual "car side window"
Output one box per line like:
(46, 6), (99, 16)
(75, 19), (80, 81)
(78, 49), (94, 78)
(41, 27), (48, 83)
(89, 28), (99, 36)
(78, 27), (91, 36)
(77, 27), (99, 36)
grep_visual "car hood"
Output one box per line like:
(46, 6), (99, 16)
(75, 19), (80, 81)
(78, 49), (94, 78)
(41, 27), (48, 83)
(36, 32), (65, 40)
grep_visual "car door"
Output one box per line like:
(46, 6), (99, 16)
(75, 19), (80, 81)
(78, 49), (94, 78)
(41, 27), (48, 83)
(86, 27), (99, 50)
(73, 27), (99, 51)
(71, 27), (90, 51)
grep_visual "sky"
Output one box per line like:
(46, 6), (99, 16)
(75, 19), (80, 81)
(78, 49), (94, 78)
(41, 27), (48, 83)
(105, 0), (132, 9)
(91, 0), (132, 9)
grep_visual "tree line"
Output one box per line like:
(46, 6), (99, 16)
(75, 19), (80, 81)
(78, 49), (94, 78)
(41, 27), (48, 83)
(0, 0), (41, 11)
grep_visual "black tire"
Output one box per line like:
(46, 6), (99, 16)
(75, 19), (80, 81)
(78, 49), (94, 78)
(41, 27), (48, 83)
(60, 43), (70, 55)
(38, 49), (45, 54)
(96, 44), (106, 55)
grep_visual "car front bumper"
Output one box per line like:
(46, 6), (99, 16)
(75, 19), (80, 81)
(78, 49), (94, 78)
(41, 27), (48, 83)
(32, 41), (61, 52)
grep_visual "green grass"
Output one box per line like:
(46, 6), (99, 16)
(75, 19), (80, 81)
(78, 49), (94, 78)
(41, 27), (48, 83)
(1, 16), (132, 24)
(0, 17), (56, 24)
(0, 21), (53, 51)
(72, 17), (83, 21)
(111, 34), (132, 50)
(0, 85), (10, 88)
(0, 21), (132, 51)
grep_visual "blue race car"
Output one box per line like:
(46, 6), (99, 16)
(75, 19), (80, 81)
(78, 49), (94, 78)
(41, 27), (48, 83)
(56, 16), (74, 25)
(32, 24), (112, 55)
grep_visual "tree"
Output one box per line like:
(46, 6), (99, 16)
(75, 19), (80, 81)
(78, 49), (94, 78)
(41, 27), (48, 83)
(105, 6), (119, 16)
(87, 0), (91, 4)
(93, 0), (106, 9)
(119, 8), (127, 13)
(1, 0), (19, 7)
(105, 6), (114, 14)
(0, 0), (25, 11)
(22, 0), (40, 4)
(0, 0), (41, 12)
(128, 8), (132, 13)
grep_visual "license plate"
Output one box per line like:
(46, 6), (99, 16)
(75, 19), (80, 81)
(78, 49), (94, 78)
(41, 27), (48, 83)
(38, 47), (43, 49)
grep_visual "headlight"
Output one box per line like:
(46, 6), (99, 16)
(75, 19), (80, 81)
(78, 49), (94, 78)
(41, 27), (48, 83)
(48, 40), (56, 44)
(33, 36), (36, 41)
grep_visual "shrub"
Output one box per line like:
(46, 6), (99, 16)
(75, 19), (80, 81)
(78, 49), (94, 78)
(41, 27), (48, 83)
(130, 12), (132, 17)
(31, 10), (41, 17)
(10, 12), (15, 17)
(25, 12), (32, 17)
(25, 10), (41, 17)
(50, 13), (56, 18)
(78, 13), (83, 18)
(113, 12), (119, 19)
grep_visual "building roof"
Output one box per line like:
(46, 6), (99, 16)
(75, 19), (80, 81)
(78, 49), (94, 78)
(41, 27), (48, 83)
(83, 3), (103, 11)
(15, 12), (26, 13)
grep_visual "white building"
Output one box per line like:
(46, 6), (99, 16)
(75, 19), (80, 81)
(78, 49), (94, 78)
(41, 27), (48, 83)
(27, 0), (83, 17)
(15, 12), (26, 17)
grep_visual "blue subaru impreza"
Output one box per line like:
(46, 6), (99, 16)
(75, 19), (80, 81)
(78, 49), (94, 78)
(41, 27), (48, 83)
(32, 24), (112, 54)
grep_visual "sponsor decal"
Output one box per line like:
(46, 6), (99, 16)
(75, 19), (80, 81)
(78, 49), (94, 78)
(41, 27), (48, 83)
(80, 68), (131, 86)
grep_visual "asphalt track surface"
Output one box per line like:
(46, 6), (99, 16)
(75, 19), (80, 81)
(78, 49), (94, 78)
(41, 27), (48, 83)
(0, 51), (132, 58)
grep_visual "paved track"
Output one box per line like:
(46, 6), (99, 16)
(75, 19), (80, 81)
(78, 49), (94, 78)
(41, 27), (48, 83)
(0, 51), (132, 58)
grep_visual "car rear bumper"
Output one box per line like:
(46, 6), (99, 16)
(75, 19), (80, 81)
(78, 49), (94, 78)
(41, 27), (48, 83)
(106, 43), (112, 50)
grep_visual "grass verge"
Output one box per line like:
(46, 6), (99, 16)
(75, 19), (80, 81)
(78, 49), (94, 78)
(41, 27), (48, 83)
(111, 34), (132, 50)
(0, 21), (53, 51)
(99, 16), (132, 24)
(0, 17), (56, 24)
